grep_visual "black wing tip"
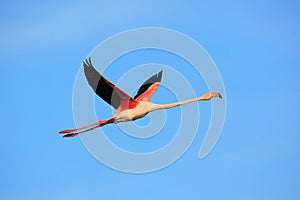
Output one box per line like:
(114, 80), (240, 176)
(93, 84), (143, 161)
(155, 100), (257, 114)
(157, 70), (163, 81)
(83, 57), (97, 77)
(82, 57), (93, 68)
(133, 70), (164, 99)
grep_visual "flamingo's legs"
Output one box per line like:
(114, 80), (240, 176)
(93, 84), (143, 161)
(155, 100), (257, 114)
(59, 121), (104, 134)
(59, 118), (115, 138)
(62, 124), (102, 138)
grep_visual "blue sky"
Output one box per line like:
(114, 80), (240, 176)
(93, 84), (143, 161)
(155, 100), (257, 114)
(1, 0), (300, 199)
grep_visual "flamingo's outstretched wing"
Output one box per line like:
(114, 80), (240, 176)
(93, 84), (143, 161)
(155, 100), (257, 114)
(83, 58), (137, 109)
(134, 70), (163, 101)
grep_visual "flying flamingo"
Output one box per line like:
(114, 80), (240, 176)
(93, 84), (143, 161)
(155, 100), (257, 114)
(59, 58), (222, 138)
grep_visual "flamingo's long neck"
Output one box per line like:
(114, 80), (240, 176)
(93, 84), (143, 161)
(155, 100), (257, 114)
(151, 92), (221, 111)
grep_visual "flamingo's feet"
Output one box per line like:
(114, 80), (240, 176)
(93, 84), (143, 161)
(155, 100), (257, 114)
(63, 133), (78, 138)
(59, 129), (76, 134)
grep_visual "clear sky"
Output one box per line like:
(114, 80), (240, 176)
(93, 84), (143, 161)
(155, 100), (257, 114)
(1, 1), (299, 199)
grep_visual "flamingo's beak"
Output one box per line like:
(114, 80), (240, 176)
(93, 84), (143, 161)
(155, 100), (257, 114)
(210, 92), (222, 99)
(218, 93), (222, 99)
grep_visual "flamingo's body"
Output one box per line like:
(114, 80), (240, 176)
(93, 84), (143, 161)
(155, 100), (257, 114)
(60, 58), (222, 138)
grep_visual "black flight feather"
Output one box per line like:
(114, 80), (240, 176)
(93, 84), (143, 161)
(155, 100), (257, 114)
(83, 58), (135, 109)
(134, 70), (163, 99)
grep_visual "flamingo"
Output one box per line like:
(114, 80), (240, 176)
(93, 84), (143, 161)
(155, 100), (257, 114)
(59, 58), (222, 138)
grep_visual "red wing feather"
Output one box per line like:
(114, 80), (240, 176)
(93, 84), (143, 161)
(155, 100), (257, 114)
(134, 71), (163, 101)
(135, 82), (161, 101)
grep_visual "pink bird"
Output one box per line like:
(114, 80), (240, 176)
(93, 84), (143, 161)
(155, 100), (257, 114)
(59, 58), (222, 138)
